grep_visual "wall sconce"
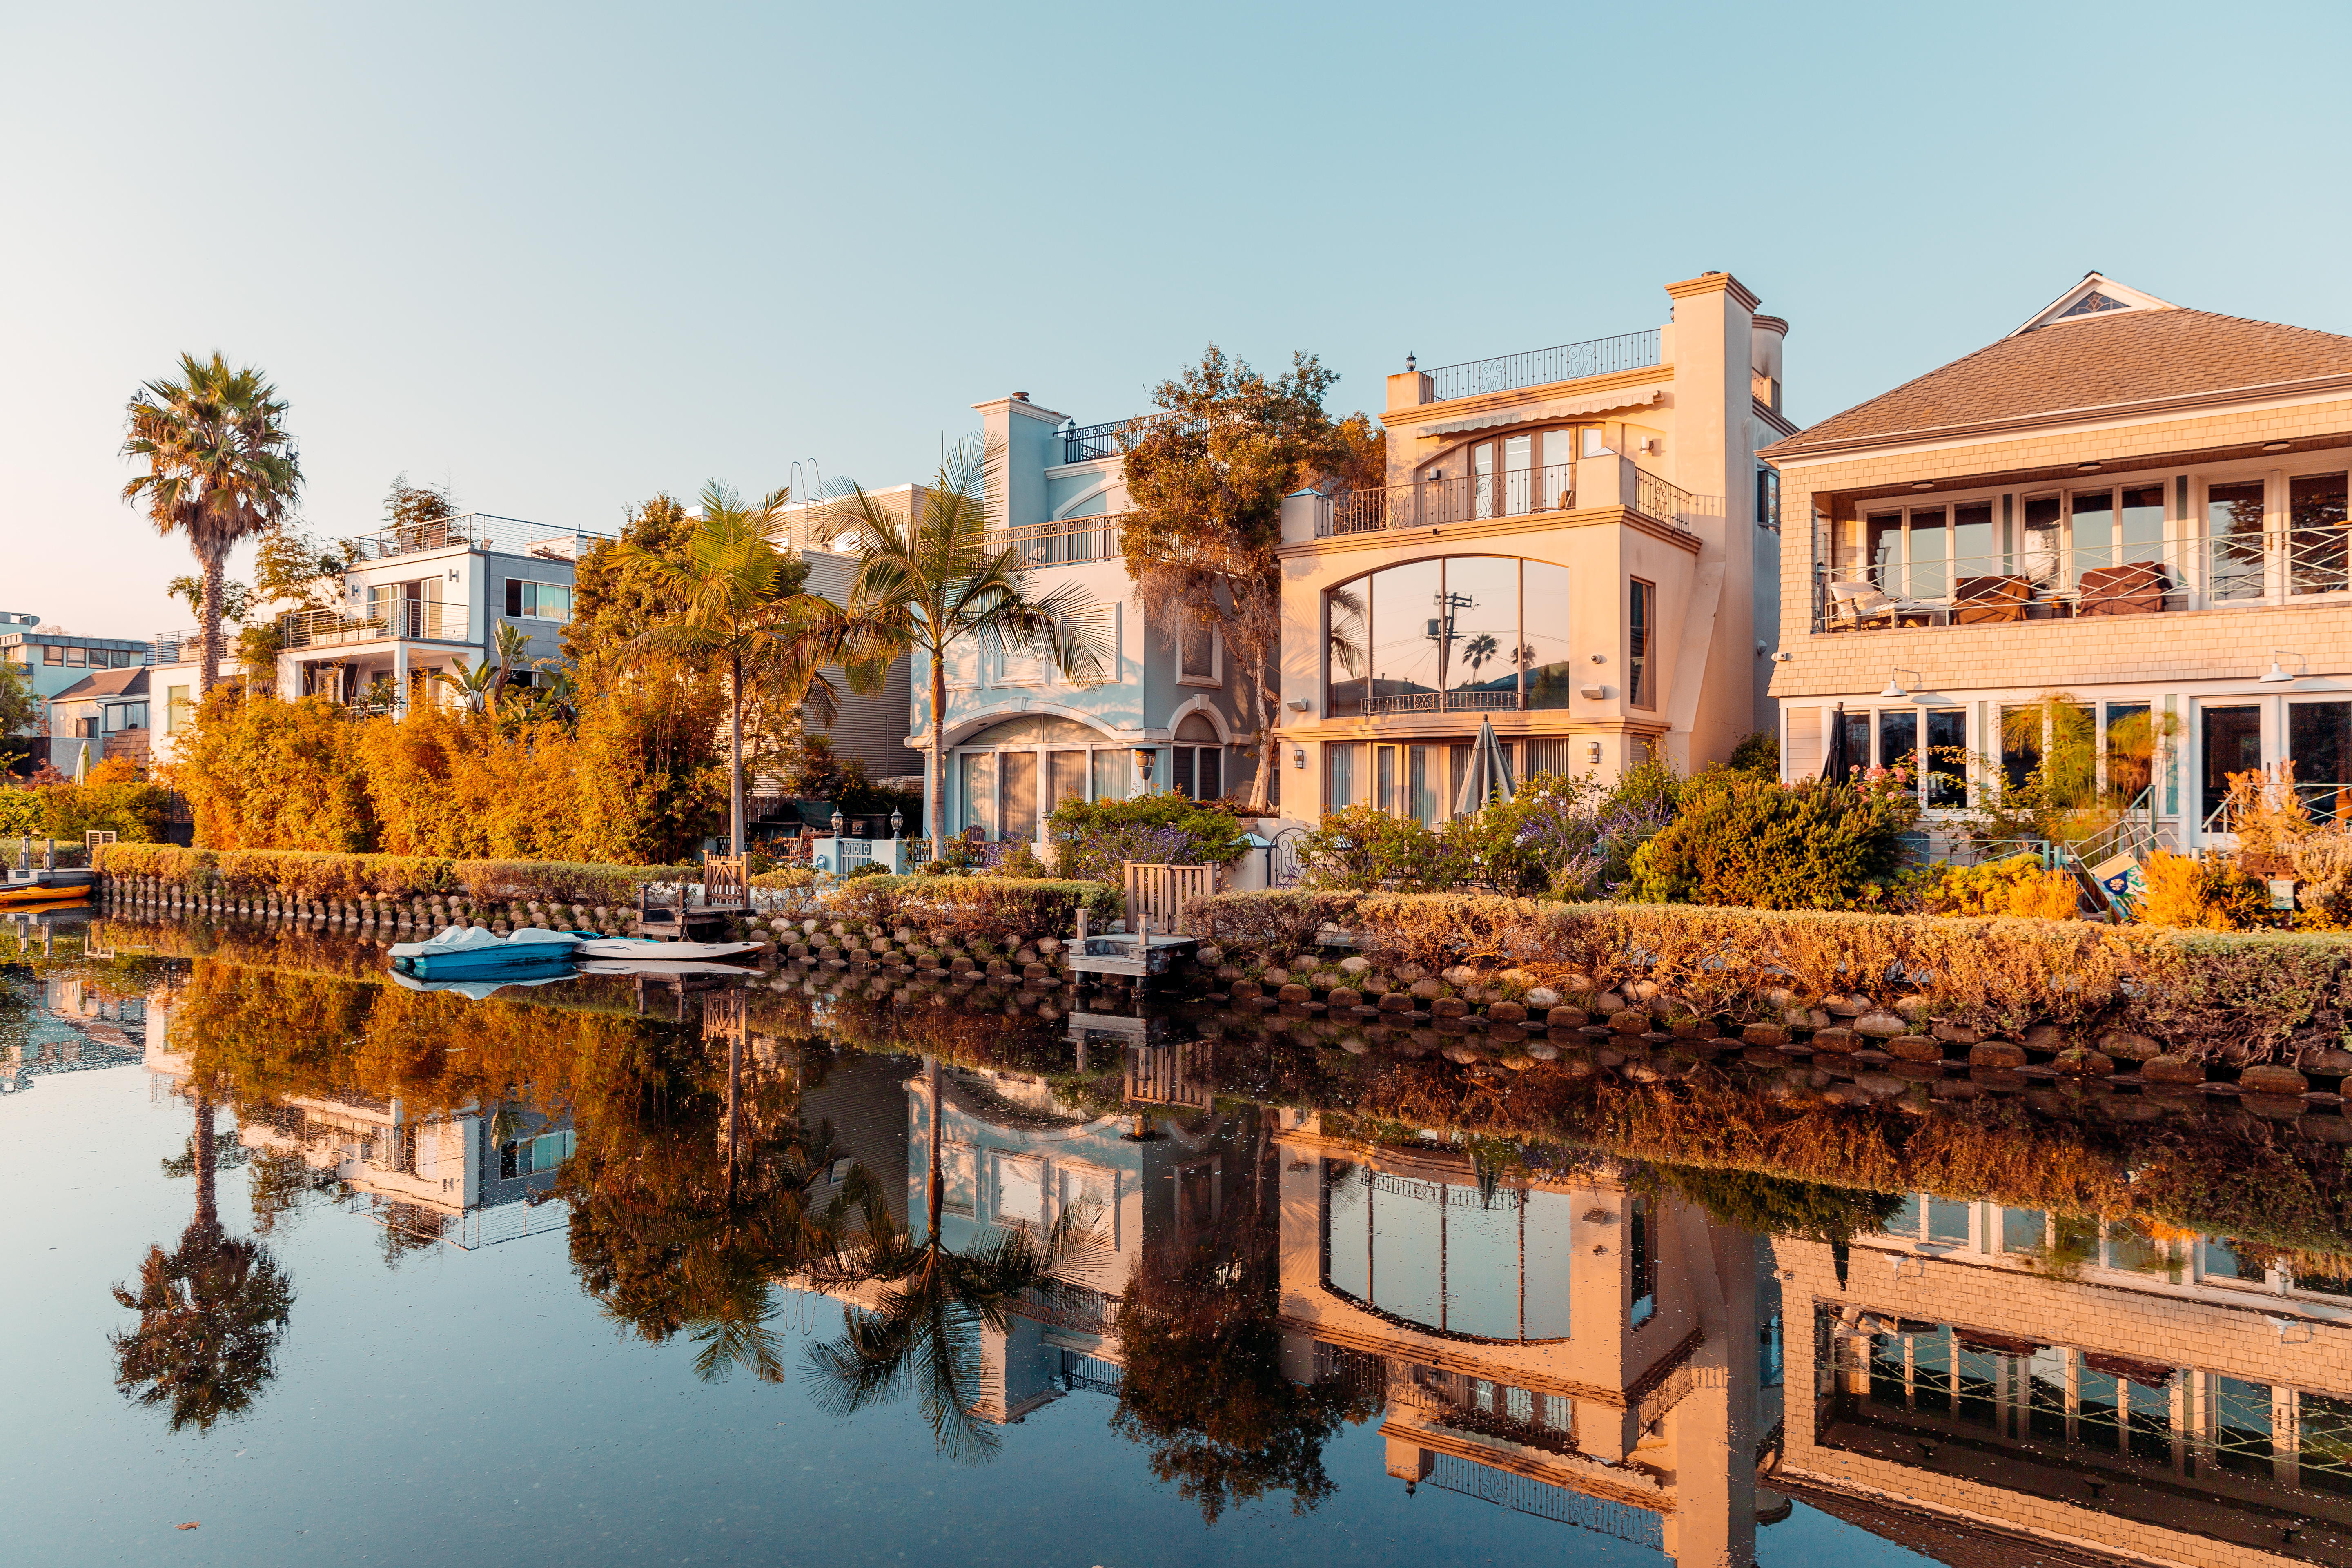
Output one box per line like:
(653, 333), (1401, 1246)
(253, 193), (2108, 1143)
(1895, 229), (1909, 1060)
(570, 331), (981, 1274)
(1586, 741), (1603, 765)
(831, 809), (845, 836)
(1579, 683), (1606, 700)
(889, 807), (903, 839)
(1287, 698), (1311, 715)
(1292, 747), (1306, 769)
(1880, 668), (1921, 701)
(2261, 650), (2307, 685)
(1133, 748), (1156, 785)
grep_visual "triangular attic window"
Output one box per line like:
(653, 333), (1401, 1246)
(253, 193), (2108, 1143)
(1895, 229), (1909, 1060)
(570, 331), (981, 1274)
(2057, 290), (2130, 319)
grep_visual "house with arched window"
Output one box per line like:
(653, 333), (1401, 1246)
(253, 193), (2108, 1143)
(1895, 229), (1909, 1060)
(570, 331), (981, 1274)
(1271, 272), (1792, 827)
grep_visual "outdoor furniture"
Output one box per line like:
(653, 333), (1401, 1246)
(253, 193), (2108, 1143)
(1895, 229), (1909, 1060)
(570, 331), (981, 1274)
(1827, 579), (1946, 629)
(2077, 561), (2169, 617)
(635, 853), (751, 942)
(1951, 574), (2033, 624)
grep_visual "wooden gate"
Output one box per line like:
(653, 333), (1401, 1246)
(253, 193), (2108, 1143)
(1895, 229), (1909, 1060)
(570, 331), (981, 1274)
(1122, 862), (1218, 935)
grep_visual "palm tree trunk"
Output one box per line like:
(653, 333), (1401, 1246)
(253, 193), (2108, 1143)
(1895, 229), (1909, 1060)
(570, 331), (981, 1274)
(191, 1082), (218, 1234)
(199, 550), (226, 699)
(924, 1054), (943, 1242)
(929, 650), (948, 860)
(729, 652), (746, 857)
(725, 1024), (742, 1200)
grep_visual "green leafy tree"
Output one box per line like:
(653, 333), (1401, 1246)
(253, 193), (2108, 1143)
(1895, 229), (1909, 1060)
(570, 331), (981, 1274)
(168, 575), (251, 628)
(1119, 347), (1374, 811)
(121, 352), (304, 697)
(0, 662), (39, 738)
(811, 438), (1109, 860)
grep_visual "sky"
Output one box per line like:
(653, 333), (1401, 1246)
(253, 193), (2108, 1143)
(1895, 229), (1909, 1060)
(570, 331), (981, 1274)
(4, 0), (2350, 639)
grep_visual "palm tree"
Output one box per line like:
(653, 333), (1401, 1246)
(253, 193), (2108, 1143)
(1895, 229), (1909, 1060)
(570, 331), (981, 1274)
(491, 619), (531, 715)
(431, 655), (501, 715)
(614, 481), (835, 855)
(1462, 632), (1499, 682)
(122, 353), (304, 698)
(109, 1076), (293, 1432)
(811, 437), (1110, 859)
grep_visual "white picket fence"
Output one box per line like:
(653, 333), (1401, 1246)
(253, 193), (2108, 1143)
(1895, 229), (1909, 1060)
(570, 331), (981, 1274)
(1122, 862), (1218, 935)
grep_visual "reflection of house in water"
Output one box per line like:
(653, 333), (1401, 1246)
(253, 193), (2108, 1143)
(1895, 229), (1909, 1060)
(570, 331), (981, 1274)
(142, 989), (572, 1251)
(0, 966), (147, 1094)
(1272, 1119), (1777, 1568)
(1780, 1192), (2352, 1566)
(901, 1054), (1249, 1423)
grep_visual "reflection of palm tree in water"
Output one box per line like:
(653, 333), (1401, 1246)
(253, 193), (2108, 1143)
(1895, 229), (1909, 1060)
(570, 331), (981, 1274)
(803, 1057), (1107, 1462)
(109, 1079), (293, 1432)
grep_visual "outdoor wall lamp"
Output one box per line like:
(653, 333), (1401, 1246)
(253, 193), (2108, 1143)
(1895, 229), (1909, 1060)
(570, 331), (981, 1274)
(890, 807), (904, 838)
(1134, 748), (1156, 784)
(831, 809), (845, 835)
(1293, 747), (1306, 769)
(1586, 741), (1602, 765)
(2261, 650), (2307, 685)
(1880, 668), (1921, 700)
(1287, 698), (1311, 714)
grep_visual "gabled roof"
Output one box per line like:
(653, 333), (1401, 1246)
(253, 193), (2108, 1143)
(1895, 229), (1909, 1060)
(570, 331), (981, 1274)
(1764, 276), (2352, 460)
(49, 667), (149, 703)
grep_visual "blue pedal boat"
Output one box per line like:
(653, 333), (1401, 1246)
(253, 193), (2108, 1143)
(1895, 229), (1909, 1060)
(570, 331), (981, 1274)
(388, 925), (595, 980)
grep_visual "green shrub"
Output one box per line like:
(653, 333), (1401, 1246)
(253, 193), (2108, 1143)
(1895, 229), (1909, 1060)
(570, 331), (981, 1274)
(0, 787), (47, 838)
(842, 862), (891, 881)
(1048, 793), (1249, 885)
(1627, 773), (1915, 910)
(1296, 806), (1460, 893)
(1727, 731), (1780, 780)
(91, 844), (699, 905)
(831, 873), (1121, 942)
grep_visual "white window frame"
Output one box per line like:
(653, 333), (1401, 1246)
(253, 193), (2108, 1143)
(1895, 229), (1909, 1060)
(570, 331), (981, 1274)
(1176, 626), (1223, 688)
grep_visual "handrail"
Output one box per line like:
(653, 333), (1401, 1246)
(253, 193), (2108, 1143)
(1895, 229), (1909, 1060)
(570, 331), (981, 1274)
(279, 602), (472, 648)
(346, 512), (613, 564)
(1063, 416), (1170, 464)
(1422, 328), (1661, 401)
(985, 512), (1128, 567)
(1318, 461), (1691, 539)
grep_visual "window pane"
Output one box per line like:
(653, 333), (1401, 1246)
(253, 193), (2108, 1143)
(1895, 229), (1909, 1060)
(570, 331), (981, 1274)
(1091, 748), (1130, 802)
(1001, 751), (1038, 838)
(2293, 473), (2350, 596)
(958, 752), (997, 837)
(1877, 709), (1918, 782)
(2000, 1207), (2047, 1254)
(1523, 562), (1572, 711)
(1198, 748), (1221, 801)
(2105, 702), (2152, 804)
(1906, 507), (1947, 600)
(1327, 583), (1369, 715)
(2213, 1376), (2273, 1474)
(2120, 484), (2165, 564)
(2292, 703), (2352, 826)
(1998, 704), (2042, 795)
(1367, 1177), (1443, 1330)
(1541, 431), (1577, 510)
(1172, 747), (1195, 799)
(2201, 705), (2262, 824)
(1953, 501), (1994, 575)
(1446, 1191), (1521, 1339)
(1408, 745), (1439, 828)
(1376, 746), (1397, 815)
(1048, 751), (1087, 814)
(2209, 481), (2266, 601)
(1326, 742), (1357, 809)
(1444, 556), (1518, 706)
(1523, 1192), (1573, 1339)
(1887, 1194), (1923, 1238)
(1842, 708), (1871, 774)
(1472, 442), (1495, 520)
(1867, 513), (1902, 592)
(1369, 561), (1442, 707)
(1324, 1168), (1368, 1299)
(1926, 708), (1966, 807)
(2071, 489), (2114, 579)
(2022, 496), (2062, 588)
(1180, 630), (1215, 679)
(1927, 1197), (1971, 1245)
(1628, 580), (1655, 710)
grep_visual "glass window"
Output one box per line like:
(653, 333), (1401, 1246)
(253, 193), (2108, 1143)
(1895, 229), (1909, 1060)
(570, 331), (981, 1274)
(1179, 630), (1216, 681)
(1047, 751), (1087, 814)
(2292, 473), (2350, 596)
(1878, 709), (1918, 782)
(1906, 507), (1947, 601)
(63, 646), (85, 667)
(2000, 1207), (2047, 1254)
(1629, 1195), (1655, 1327)
(1627, 579), (1655, 709)
(2209, 480), (2267, 601)
(1886, 1194), (1924, 1237)
(1407, 745), (1439, 827)
(165, 685), (191, 733)
(1326, 742), (1359, 809)
(1500, 433), (1534, 517)
(1926, 708), (1966, 808)
(1842, 708), (1872, 773)
(1953, 501), (1994, 576)
(1369, 559), (1442, 708)
(1522, 561), (1572, 710)
(1000, 751), (1038, 840)
(958, 751), (997, 837)
(1541, 431), (1578, 510)
(2120, 484), (2165, 565)
(2201, 704), (2263, 824)
(2292, 703), (2352, 826)
(1443, 557), (1517, 706)
(1866, 512), (1902, 592)
(2022, 495), (2062, 587)
(1472, 441), (1495, 520)
(2105, 702), (2152, 804)
(2071, 489), (2114, 579)
(41, 645), (61, 665)
(1927, 1197), (1971, 1245)
(1091, 748), (1130, 802)
(2212, 1376), (2274, 1475)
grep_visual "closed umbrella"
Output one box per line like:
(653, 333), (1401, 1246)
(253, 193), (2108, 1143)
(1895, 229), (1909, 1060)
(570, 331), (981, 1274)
(73, 742), (89, 784)
(1820, 703), (1849, 785)
(1452, 716), (1518, 816)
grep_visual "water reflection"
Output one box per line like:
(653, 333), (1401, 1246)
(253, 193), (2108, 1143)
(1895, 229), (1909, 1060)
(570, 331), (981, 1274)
(20, 911), (2352, 1562)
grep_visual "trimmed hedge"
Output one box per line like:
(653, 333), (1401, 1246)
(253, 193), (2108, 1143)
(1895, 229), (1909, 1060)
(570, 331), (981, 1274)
(1186, 890), (2352, 1064)
(93, 844), (697, 904)
(828, 873), (1121, 942)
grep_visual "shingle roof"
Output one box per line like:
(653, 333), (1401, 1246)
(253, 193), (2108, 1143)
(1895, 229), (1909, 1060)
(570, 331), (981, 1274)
(49, 667), (149, 702)
(1765, 307), (2352, 458)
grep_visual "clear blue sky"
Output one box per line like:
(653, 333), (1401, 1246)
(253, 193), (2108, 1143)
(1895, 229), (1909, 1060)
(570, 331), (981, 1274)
(6, 0), (2349, 637)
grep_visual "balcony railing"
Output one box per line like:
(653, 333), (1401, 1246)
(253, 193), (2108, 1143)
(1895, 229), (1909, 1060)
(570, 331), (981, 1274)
(1318, 460), (1690, 539)
(1062, 415), (1170, 464)
(1351, 688), (1525, 716)
(987, 512), (1127, 568)
(1423, 328), (1660, 402)
(152, 628), (204, 663)
(345, 512), (612, 564)
(1813, 526), (2352, 633)
(279, 602), (472, 649)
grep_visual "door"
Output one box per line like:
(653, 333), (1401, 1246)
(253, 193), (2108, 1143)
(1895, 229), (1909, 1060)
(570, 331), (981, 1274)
(2201, 705), (2263, 827)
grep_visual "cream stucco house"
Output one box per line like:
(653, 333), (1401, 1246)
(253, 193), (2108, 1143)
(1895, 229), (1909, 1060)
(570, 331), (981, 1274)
(1767, 273), (2352, 849)
(1271, 271), (1792, 830)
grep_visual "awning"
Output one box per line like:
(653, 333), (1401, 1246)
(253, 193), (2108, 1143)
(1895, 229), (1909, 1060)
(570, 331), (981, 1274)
(1420, 386), (1670, 439)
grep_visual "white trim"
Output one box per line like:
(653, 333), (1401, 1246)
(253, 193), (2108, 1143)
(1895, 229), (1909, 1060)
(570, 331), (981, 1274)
(1050, 481), (1115, 521)
(1176, 626), (1223, 688)
(2008, 273), (2178, 337)
(1166, 694), (1234, 745)
(940, 703), (1121, 748)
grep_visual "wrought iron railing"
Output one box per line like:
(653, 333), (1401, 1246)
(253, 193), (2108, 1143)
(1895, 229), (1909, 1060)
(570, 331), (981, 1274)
(1423, 328), (1660, 401)
(988, 512), (1127, 568)
(1351, 688), (1522, 716)
(1062, 415), (1169, 464)
(1319, 461), (1690, 538)
(279, 602), (472, 648)
(345, 512), (613, 564)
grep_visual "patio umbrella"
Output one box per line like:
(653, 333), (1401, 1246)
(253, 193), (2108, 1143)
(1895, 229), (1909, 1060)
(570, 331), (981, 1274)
(1819, 703), (1849, 785)
(73, 742), (89, 784)
(1452, 717), (1518, 816)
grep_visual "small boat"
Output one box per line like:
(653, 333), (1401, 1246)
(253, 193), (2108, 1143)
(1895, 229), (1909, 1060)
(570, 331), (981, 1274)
(576, 957), (760, 978)
(388, 925), (592, 979)
(387, 969), (577, 1001)
(572, 937), (762, 965)
(1, 869), (96, 907)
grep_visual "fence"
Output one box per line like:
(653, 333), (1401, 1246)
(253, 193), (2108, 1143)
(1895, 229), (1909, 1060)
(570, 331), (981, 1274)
(988, 512), (1127, 568)
(1122, 862), (1218, 934)
(1123, 1040), (1214, 1111)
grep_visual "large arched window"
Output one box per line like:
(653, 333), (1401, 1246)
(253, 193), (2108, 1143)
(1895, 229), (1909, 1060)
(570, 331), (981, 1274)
(1321, 1162), (1573, 1342)
(1327, 556), (1573, 717)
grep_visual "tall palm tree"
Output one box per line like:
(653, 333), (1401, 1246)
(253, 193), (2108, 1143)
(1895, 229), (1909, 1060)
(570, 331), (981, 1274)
(122, 353), (304, 698)
(615, 481), (836, 855)
(109, 1076), (293, 1432)
(811, 437), (1110, 859)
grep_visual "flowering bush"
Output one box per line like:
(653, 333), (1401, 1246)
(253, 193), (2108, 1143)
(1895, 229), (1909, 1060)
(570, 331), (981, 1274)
(1047, 794), (1249, 885)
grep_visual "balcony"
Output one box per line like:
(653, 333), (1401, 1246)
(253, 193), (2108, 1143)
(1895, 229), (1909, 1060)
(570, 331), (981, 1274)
(1422, 328), (1659, 402)
(346, 511), (612, 564)
(1061, 416), (1168, 465)
(1813, 529), (2352, 634)
(280, 602), (472, 649)
(1314, 459), (1692, 540)
(152, 628), (203, 664)
(987, 512), (1127, 568)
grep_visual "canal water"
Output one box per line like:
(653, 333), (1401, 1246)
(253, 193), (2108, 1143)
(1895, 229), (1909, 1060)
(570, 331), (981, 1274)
(8, 904), (2351, 1567)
